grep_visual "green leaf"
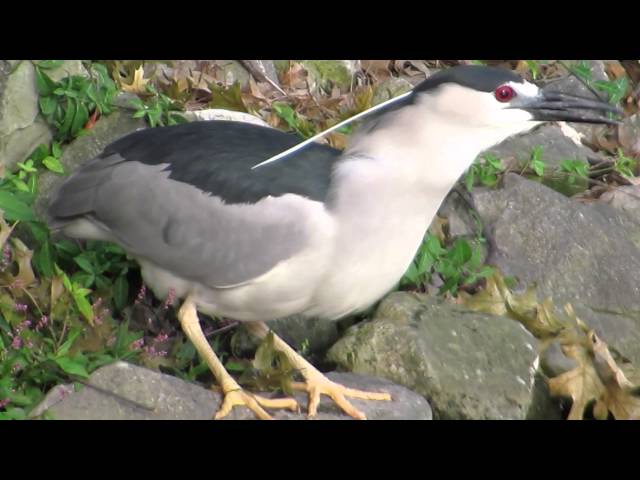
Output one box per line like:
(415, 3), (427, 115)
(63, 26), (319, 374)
(225, 361), (247, 372)
(465, 168), (476, 191)
(272, 102), (306, 136)
(34, 67), (57, 96)
(42, 156), (65, 174)
(51, 142), (62, 158)
(29, 143), (51, 164)
(425, 234), (447, 256)
(56, 328), (82, 357)
(532, 158), (545, 177)
(71, 102), (89, 136)
(54, 357), (89, 378)
(113, 275), (129, 311)
(34, 241), (54, 278)
(402, 263), (419, 285)
(59, 97), (77, 136)
(449, 239), (472, 265)
(54, 239), (81, 257)
(39, 96), (57, 116)
(29, 221), (50, 243)
(73, 292), (94, 323)
(477, 265), (495, 278)
(129, 97), (145, 110)
(571, 61), (593, 83)
(0, 190), (36, 221)
(73, 255), (95, 274)
(72, 271), (95, 288)
(0, 408), (27, 420)
(10, 178), (30, 193)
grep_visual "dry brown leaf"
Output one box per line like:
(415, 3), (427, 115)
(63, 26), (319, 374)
(458, 265), (640, 420)
(120, 66), (150, 94)
(549, 317), (640, 420)
(361, 60), (392, 80)
(0, 212), (16, 250)
(515, 60), (530, 76)
(590, 331), (640, 420)
(51, 275), (64, 307)
(11, 238), (35, 287)
(248, 76), (269, 101)
(605, 61), (628, 81)
(458, 272), (508, 317)
(548, 341), (603, 420)
(280, 62), (308, 90)
(327, 132), (348, 150)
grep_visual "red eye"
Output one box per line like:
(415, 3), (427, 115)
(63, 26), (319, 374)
(495, 85), (515, 102)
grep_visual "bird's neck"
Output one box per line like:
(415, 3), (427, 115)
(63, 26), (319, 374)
(327, 104), (500, 221)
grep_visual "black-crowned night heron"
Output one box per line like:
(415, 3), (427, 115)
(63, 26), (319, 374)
(47, 65), (620, 420)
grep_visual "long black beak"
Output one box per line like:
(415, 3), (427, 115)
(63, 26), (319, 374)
(521, 88), (623, 125)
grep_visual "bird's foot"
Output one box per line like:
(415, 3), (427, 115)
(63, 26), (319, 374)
(291, 370), (392, 420)
(213, 386), (299, 420)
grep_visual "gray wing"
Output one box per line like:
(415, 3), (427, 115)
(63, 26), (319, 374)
(48, 155), (321, 288)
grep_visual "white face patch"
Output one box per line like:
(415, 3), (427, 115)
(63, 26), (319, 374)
(509, 79), (539, 98)
(419, 83), (535, 129)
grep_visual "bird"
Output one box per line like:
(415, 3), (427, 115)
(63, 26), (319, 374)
(46, 64), (621, 420)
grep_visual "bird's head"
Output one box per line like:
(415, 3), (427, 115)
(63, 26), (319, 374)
(408, 65), (621, 141)
(343, 64), (623, 183)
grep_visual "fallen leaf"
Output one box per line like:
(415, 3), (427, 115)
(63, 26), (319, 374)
(590, 331), (640, 420)
(548, 341), (603, 420)
(361, 60), (392, 80)
(120, 66), (149, 94)
(0, 212), (16, 250)
(11, 238), (35, 287)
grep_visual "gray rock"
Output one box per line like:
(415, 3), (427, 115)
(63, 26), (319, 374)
(43, 60), (89, 82)
(472, 173), (640, 370)
(214, 60), (250, 88)
(0, 61), (91, 172)
(372, 78), (413, 105)
(301, 60), (358, 91)
(483, 124), (603, 169)
(32, 361), (431, 420)
(182, 108), (270, 127)
(327, 293), (540, 419)
(618, 113), (640, 156)
(231, 315), (340, 359)
(35, 110), (147, 220)
(597, 185), (640, 224)
(0, 61), (53, 171)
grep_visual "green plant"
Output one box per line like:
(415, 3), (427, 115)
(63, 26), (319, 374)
(401, 233), (494, 296)
(0, 212), (144, 419)
(567, 60), (628, 105)
(272, 102), (317, 138)
(35, 61), (118, 143)
(559, 159), (590, 184)
(613, 149), (637, 178)
(465, 153), (504, 191)
(529, 145), (546, 177)
(130, 84), (187, 128)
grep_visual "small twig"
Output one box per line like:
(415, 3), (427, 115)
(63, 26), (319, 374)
(20, 287), (44, 317)
(205, 321), (240, 338)
(239, 60), (287, 96)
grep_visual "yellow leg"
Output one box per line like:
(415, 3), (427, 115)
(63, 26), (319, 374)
(246, 321), (392, 420)
(177, 298), (299, 420)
